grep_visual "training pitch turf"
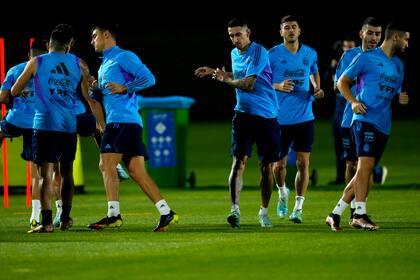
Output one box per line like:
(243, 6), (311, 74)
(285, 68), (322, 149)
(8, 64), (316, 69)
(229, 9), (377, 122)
(1, 120), (419, 279)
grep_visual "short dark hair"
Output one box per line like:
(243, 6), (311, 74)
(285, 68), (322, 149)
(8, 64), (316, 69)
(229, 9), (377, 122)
(50, 24), (74, 46)
(91, 24), (118, 39)
(30, 38), (47, 51)
(342, 34), (356, 43)
(280, 15), (299, 26)
(385, 21), (409, 40)
(227, 18), (247, 28)
(362, 17), (382, 28)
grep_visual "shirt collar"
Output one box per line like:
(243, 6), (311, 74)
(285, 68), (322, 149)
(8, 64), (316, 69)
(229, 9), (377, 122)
(101, 45), (120, 60)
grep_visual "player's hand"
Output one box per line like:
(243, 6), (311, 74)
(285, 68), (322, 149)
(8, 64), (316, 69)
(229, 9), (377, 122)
(399, 92), (409, 105)
(194, 66), (215, 78)
(212, 67), (229, 82)
(106, 81), (127, 94)
(351, 101), (367, 115)
(273, 80), (294, 92)
(88, 76), (98, 91)
(313, 88), (324, 99)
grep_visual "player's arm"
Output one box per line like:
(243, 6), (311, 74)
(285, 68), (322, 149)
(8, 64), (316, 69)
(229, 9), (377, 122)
(107, 51), (155, 95)
(194, 66), (216, 78)
(309, 51), (324, 98)
(273, 80), (295, 92)
(213, 67), (255, 92)
(337, 74), (366, 115)
(0, 90), (10, 104)
(398, 72), (408, 105)
(11, 58), (36, 96)
(310, 72), (324, 99)
(79, 59), (106, 132)
(0, 68), (17, 105)
(334, 52), (348, 93)
(222, 75), (256, 91)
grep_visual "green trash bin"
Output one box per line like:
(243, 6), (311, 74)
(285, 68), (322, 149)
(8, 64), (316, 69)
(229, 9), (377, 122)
(138, 96), (195, 188)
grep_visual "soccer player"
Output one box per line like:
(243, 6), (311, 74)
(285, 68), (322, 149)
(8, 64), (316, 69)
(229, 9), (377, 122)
(328, 37), (356, 185)
(331, 21), (409, 231)
(269, 15), (324, 224)
(51, 41), (129, 228)
(11, 24), (103, 233)
(51, 94), (128, 226)
(0, 39), (47, 229)
(51, 93), (97, 227)
(83, 76), (130, 182)
(194, 18), (281, 228)
(88, 24), (178, 232)
(326, 17), (384, 231)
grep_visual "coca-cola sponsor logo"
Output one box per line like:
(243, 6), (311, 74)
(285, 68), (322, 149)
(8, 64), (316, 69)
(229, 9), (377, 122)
(284, 69), (305, 78)
(379, 73), (399, 84)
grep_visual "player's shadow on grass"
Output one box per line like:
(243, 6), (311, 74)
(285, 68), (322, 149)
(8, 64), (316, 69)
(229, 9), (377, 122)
(9, 221), (419, 239)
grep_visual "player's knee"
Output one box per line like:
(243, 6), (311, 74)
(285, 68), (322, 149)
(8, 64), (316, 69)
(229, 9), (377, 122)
(296, 157), (309, 171)
(260, 162), (273, 175)
(98, 161), (108, 173)
(273, 160), (286, 172)
(128, 165), (146, 180)
(232, 158), (245, 173)
(346, 161), (356, 170)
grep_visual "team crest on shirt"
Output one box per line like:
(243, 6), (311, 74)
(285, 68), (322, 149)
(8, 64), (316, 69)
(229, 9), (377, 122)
(302, 56), (309, 66)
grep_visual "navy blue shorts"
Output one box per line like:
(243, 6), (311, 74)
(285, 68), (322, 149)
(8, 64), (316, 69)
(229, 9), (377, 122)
(280, 120), (314, 158)
(100, 123), (148, 166)
(0, 120), (33, 161)
(77, 112), (96, 137)
(32, 130), (77, 165)
(231, 112), (281, 164)
(352, 120), (388, 164)
(342, 127), (357, 162)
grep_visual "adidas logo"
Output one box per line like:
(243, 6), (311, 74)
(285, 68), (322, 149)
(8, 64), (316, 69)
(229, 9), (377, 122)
(378, 62), (384, 67)
(281, 59), (287, 64)
(160, 204), (165, 208)
(110, 206), (114, 209)
(104, 144), (111, 149)
(50, 63), (70, 76)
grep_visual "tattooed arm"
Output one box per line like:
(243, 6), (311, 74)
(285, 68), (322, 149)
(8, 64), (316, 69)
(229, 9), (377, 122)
(213, 67), (256, 92)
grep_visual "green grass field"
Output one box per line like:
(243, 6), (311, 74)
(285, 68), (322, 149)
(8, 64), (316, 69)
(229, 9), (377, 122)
(1, 119), (420, 279)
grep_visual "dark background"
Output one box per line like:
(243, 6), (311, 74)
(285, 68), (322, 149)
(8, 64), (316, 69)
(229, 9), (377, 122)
(1, 5), (418, 121)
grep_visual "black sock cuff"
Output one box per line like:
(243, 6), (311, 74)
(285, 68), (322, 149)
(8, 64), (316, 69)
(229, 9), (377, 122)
(61, 205), (72, 222)
(41, 210), (53, 226)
